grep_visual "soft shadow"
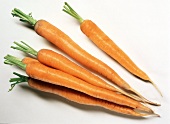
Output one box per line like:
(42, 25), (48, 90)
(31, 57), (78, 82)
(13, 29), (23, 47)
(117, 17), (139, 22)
(15, 21), (34, 30)
(20, 84), (148, 120)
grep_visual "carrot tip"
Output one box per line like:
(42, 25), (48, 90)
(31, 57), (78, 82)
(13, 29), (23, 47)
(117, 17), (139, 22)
(142, 113), (160, 117)
(136, 109), (160, 117)
(154, 113), (161, 117)
(148, 112), (160, 117)
(149, 80), (162, 97)
(128, 88), (147, 102)
(146, 101), (161, 106)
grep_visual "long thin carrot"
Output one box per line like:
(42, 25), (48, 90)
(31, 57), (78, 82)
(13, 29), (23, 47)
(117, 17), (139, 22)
(9, 72), (158, 117)
(11, 8), (145, 98)
(62, 2), (162, 96)
(11, 41), (120, 92)
(4, 55), (153, 113)
(10, 41), (160, 106)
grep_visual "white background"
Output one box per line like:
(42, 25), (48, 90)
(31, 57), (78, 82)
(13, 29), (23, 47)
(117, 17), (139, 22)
(0, 0), (170, 123)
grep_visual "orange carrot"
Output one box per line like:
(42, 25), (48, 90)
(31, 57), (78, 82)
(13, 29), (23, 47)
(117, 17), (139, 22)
(9, 73), (157, 117)
(4, 55), (153, 113)
(11, 41), (160, 106)
(11, 41), (119, 92)
(22, 57), (38, 64)
(11, 8), (145, 98)
(63, 2), (161, 96)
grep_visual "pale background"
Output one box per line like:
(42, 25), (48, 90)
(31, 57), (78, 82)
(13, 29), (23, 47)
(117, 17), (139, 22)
(0, 0), (170, 123)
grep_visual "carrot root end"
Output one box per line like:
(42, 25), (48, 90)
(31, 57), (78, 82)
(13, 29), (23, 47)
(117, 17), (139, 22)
(149, 80), (162, 97)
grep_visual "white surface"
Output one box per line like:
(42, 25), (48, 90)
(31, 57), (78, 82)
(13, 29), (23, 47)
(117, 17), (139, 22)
(0, 0), (170, 123)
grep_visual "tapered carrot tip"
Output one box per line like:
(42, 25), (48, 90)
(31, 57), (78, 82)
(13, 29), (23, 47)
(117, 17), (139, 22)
(146, 100), (161, 106)
(136, 111), (160, 117)
(129, 88), (161, 106)
(145, 113), (160, 117)
(149, 80), (162, 97)
(154, 113), (161, 117)
(128, 88), (144, 99)
(138, 110), (160, 117)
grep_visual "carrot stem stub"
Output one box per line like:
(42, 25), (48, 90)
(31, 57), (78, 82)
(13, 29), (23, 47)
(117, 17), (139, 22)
(11, 41), (38, 56)
(8, 72), (28, 91)
(4, 55), (26, 70)
(12, 8), (37, 26)
(63, 2), (84, 23)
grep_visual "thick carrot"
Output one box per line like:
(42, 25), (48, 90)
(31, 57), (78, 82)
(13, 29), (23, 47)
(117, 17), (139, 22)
(9, 73), (158, 117)
(4, 55), (153, 113)
(62, 2), (161, 96)
(11, 41), (160, 106)
(11, 8), (145, 98)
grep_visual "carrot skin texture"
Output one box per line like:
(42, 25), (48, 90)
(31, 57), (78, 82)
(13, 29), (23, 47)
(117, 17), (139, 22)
(23, 54), (117, 93)
(80, 20), (162, 96)
(80, 20), (150, 81)
(22, 57), (38, 64)
(34, 19), (131, 90)
(37, 49), (117, 92)
(22, 55), (159, 105)
(25, 62), (151, 112)
(28, 78), (146, 117)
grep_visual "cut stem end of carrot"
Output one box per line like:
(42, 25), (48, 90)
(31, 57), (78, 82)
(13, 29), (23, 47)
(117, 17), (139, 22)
(11, 8), (37, 26)
(8, 72), (29, 92)
(4, 54), (26, 70)
(11, 41), (38, 56)
(63, 2), (84, 23)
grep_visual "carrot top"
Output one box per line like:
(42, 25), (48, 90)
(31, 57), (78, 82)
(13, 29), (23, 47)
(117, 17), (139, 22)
(4, 55), (28, 91)
(12, 8), (37, 26)
(63, 2), (84, 23)
(8, 72), (29, 92)
(11, 41), (38, 56)
(4, 55), (26, 70)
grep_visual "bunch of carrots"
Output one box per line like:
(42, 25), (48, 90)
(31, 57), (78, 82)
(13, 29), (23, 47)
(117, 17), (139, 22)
(4, 2), (161, 117)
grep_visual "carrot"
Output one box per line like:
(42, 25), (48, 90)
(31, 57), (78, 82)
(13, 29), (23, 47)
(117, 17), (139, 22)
(11, 8), (145, 98)
(4, 55), (153, 113)
(9, 72), (159, 117)
(11, 41), (160, 106)
(62, 2), (162, 96)
(11, 41), (120, 92)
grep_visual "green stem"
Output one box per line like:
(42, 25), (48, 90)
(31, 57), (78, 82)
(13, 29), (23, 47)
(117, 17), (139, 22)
(63, 2), (84, 23)
(12, 8), (37, 26)
(9, 72), (29, 92)
(4, 55), (26, 70)
(4, 60), (15, 65)
(11, 41), (38, 56)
